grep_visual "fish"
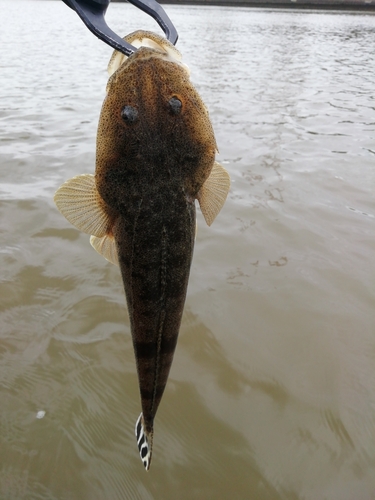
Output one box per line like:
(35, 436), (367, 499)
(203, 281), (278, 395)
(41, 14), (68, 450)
(54, 30), (230, 470)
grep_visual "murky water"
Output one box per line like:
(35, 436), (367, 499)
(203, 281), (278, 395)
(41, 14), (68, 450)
(1, 0), (374, 498)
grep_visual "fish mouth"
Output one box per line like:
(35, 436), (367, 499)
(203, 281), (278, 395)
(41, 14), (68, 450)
(107, 30), (190, 78)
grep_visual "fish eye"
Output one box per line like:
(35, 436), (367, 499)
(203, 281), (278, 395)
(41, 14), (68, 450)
(121, 105), (138, 123)
(168, 96), (182, 115)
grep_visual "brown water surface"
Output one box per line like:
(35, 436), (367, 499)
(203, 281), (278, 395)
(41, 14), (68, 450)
(0, 1), (374, 499)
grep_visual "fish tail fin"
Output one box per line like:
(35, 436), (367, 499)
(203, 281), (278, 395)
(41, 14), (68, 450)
(135, 413), (153, 471)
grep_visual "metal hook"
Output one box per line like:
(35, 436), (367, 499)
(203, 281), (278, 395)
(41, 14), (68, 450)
(62, 0), (178, 57)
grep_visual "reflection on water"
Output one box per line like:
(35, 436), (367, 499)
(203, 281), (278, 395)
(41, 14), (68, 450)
(1, 1), (375, 498)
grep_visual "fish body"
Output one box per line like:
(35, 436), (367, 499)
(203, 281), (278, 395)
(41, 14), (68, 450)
(54, 31), (230, 470)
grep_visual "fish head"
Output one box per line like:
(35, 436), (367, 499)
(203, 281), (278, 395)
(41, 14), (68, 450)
(96, 31), (216, 210)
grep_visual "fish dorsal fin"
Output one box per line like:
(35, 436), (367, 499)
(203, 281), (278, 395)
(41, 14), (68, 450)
(90, 235), (119, 266)
(197, 161), (230, 226)
(54, 174), (111, 238)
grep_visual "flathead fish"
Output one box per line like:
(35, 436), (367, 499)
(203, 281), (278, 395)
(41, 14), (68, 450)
(54, 30), (230, 470)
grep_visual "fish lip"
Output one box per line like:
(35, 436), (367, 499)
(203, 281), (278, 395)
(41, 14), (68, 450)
(131, 46), (190, 76)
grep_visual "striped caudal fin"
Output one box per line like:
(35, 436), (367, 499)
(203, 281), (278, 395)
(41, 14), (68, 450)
(135, 413), (153, 470)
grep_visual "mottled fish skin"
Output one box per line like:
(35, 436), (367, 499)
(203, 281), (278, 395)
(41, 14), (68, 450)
(53, 30), (230, 471)
(95, 42), (216, 457)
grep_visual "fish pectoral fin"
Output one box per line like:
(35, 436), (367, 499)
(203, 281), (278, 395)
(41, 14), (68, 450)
(135, 413), (153, 471)
(197, 161), (230, 226)
(54, 174), (111, 237)
(90, 234), (119, 266)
